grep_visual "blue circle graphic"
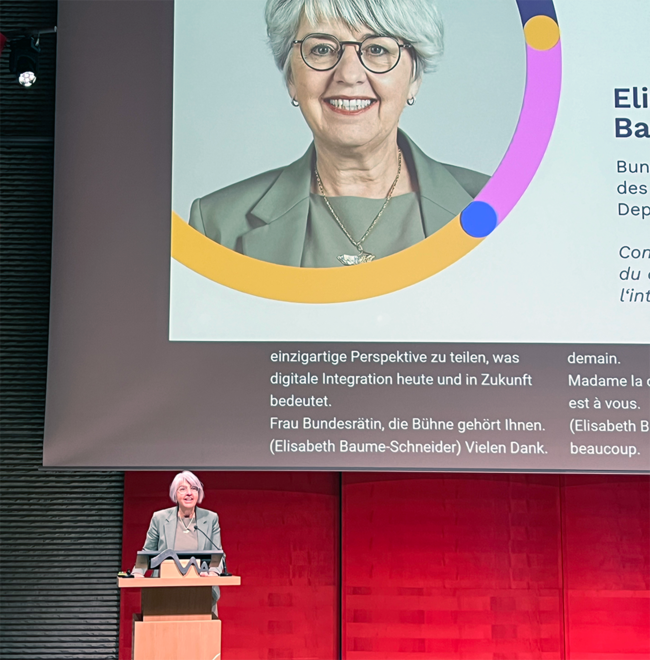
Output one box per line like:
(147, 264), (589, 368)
(460, 201), (499, 238)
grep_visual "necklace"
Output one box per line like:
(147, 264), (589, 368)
(314, 150), (402, 266)
(180, 512), (194, 534)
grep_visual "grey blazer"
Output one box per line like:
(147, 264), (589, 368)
(189, 131), (489, 266)
(134, 506), (224, 600)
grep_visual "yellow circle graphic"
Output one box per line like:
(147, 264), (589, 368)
(524, 15), (560, 51)
(171, 213), (482, 304)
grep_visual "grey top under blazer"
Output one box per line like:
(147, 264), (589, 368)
(134, 505), (224, 600)
(189, 131), (489, 267)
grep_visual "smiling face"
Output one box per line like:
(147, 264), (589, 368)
(176, 480), (199, 513)
(288, 16), (421, 155)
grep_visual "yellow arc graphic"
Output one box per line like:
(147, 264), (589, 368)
(171, 212), (482, 303)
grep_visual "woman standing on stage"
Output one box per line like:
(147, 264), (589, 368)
(132, 471), (225, 610)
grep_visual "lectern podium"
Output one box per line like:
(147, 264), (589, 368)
(119, 557), (240, 660)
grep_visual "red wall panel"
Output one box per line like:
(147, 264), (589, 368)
(119, 471), (339, 660)
(342, 474), (564, 660)
(562, 476), (650, 660)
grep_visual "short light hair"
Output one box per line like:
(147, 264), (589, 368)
(169, 471), (205, 505)
(265, 0), (444, 82)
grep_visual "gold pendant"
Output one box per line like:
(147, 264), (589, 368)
(337, 252), (375, 266)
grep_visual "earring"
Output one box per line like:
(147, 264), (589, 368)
(407, 97), (416, 106)
(291, 98), (300, 107)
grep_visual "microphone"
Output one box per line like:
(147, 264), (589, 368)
(192, 524), (231, 576)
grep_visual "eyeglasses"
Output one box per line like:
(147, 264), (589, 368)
(293, 33), (411, 74)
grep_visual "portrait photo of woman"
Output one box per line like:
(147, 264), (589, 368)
(186, 0), (497, 268)
(170, 0), (525, 336)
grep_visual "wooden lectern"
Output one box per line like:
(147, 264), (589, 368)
(119, 559), (240, 660)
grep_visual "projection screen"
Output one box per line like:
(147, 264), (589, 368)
(44, 0), (650, 472)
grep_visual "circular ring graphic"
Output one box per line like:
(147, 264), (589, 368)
(172, 0), (561, 304)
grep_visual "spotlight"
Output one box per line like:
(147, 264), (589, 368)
(3, 27), (55, 87)
(9, 35), (41, 87)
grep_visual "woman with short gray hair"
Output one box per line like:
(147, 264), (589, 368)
(168, 469), (205, 505)
(132, 471), (225, 612)
(190, 0), (488, 267)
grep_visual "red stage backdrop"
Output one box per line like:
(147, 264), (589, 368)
(120, 473), (649, 659)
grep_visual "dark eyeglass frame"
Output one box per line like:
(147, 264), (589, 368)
(292, 33), (412, 74)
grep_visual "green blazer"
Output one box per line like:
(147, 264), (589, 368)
(133, 506), (224, 600)
(139, 506), (223, 555)
(189, 131), (489, 266)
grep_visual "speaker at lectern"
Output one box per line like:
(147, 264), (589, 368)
(119, 549), (240, 660)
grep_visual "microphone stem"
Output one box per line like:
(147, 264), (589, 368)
(193, 524), (230, 575)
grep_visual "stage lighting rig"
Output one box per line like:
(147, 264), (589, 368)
(1, 27), (56, 87)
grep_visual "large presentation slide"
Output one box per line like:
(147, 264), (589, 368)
(44, 0), (649, 472)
